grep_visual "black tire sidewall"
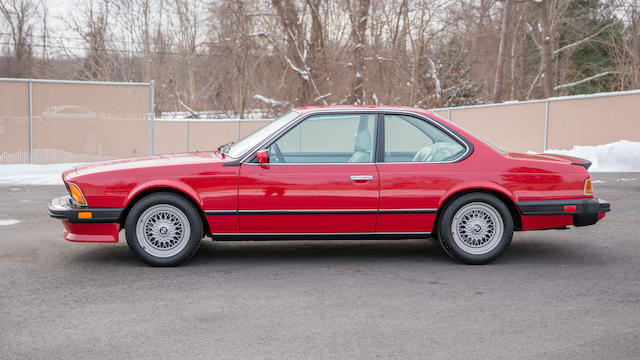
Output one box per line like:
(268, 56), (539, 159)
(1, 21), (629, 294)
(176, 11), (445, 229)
(125, 192), (203, 266)
(438, 193), (513, 264)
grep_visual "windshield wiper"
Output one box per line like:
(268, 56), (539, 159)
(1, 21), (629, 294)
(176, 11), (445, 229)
(217, 142), (235, 156)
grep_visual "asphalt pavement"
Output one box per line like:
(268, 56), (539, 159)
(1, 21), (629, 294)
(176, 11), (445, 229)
(1, 173), (639, 359)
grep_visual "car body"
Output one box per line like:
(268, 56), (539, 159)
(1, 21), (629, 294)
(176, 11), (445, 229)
(49, 106), (610, 265)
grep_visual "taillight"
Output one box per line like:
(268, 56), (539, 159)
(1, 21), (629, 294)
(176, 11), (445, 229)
(68, 183), (87, 206)
(584, 179), (593, 196)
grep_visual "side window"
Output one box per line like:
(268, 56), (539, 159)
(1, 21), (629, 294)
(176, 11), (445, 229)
(384, 115), (465, 162)
(268, 114), (377, 163)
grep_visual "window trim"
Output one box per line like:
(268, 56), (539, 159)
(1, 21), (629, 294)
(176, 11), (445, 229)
(380, 112), (472, 164)
(238, 109), (473, 165)
(244, 111), (379, 165)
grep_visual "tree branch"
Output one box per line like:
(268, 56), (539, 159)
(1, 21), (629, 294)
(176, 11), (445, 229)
(553, 22), (615, 56)
(554, 71), (613, 90)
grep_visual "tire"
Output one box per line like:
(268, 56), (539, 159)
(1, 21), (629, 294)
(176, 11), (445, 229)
(125, 192), (203, 266)
(437, 193), (513, 264)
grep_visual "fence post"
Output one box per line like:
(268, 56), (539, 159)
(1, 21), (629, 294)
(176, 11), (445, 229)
(543, 98), (549, 151)
(447, 107), (451, 121)
(28, 79), (33, 164)
(149, 80), (155, 155)
(186, 119), (190, 152)
(237, 119), (241, 141)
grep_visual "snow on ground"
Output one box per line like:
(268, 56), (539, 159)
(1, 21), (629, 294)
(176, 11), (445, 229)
(544, 140), (640, 172)
(0, 163), (82, 186)
(0, 140), (638, 186)
(0, 219), (20, 226)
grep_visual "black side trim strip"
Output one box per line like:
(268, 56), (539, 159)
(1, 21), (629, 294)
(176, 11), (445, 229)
(212, 233), (431, 241)
(205, 210), (238, 215)
(378, 209), (437, 214)
(205, 209), (438, 216)
(239, 209), (378, 215)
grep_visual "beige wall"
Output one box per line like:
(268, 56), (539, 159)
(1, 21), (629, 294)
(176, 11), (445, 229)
(152, 120), (271, 155)
(448, 102), (547, 153)
(546, 94), (640, 149)
(0, 79), (150, 164)
(2, 79), (640, 164)
(32, 82), (149, 162)
(441, 92), (640, 153)
(0, 81), (30, 163)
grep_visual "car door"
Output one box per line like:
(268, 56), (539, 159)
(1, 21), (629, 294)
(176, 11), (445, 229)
(238, 113), (379, 234)
(376, 113), (469, 233)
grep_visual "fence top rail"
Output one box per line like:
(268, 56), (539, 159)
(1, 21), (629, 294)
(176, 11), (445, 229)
(0, 78), (152, 86)
(156, 117), (275, 123)
(430, 88), (640, 113)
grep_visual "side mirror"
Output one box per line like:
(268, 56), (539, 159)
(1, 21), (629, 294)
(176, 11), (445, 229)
(256, 149), (269, 164)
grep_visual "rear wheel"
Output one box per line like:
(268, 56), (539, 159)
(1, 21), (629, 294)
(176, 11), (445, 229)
(437, 193), (513, 264)
(125, 192), (203, 266)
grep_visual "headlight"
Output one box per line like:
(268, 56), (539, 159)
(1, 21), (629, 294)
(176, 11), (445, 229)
(584, 178), (593, 196)
(67, 182), (87, 206)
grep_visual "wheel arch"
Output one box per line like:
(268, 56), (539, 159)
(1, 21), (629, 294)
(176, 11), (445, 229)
(120, 186), (210, 236)
(435, 187), (522, 232)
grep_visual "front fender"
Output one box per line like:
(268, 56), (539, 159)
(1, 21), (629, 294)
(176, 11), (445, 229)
(125, 179), (203, 208)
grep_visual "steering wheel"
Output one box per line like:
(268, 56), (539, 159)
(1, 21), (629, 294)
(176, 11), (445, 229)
(269, 142), (285, 163)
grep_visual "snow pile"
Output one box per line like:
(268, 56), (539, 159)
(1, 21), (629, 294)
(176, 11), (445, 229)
(0, 163), (82, 186)
(545, 140), (640, 172)
(0, 219), (20, 226)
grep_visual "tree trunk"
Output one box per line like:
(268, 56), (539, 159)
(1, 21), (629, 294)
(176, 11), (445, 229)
(539, 0), (555, 98)
(492, 0), (512, 102)
(348, 0), (371, 105)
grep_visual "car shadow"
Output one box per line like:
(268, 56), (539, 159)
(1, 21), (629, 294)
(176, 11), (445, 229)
(70, 235), (614, 267)
(191, 239), (451, 266)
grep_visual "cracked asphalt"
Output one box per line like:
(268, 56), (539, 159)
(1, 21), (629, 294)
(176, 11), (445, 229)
(0, 173), (638, 359)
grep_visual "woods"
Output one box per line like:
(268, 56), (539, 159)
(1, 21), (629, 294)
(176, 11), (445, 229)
(1, 0), (640, 116)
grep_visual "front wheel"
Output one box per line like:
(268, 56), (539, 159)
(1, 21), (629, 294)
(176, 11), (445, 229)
(125, 192), (203, 266)
(437, 193), (513, 264)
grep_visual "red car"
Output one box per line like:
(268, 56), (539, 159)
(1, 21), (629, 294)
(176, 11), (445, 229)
(49, 106), (610, 266)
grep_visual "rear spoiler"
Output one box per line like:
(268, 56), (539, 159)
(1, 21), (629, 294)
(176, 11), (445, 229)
(543, 153), (592, 170)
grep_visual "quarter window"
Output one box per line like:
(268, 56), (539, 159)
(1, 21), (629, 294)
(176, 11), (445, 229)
(268, 114), (377, 163)
(383, 115), (465, 162)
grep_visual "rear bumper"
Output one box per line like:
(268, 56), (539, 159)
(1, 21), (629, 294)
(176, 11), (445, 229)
(48, 196), (122, 242)
(517, 198), (610, 227)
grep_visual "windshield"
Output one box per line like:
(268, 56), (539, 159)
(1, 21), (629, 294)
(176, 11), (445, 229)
(225, 110), (300, 158)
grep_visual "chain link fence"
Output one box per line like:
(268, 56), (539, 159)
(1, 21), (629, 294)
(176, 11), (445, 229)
(0, 78), (153, 164)
(2, 78), (640, 164)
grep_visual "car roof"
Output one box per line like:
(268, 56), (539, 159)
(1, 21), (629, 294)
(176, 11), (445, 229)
(295, 105), (437, 117)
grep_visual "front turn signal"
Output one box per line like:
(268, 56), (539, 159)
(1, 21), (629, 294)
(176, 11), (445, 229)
(584, 179), (593, 196)
(68, 183), (87, 206)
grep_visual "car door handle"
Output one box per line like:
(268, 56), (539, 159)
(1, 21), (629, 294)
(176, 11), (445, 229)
(350, 175), (374, 181)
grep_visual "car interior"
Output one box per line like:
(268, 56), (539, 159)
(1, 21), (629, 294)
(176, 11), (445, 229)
(265, 113), (465, 163)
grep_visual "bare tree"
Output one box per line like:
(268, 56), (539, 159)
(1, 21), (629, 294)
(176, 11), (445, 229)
(492, 0), (512, 102)
(0, 0), (38, 77)
(69, 0), (112, 80)
(346, 0), (371, 105)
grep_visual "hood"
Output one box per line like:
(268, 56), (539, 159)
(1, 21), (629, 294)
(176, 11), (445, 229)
(64, 151), (225, 179)
(508, 152), (592, 170)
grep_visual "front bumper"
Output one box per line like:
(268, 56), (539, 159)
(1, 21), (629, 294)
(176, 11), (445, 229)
(48, 196), (123, 242)
(517, 198), (610, 227)
(48, 196), (123, 223)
